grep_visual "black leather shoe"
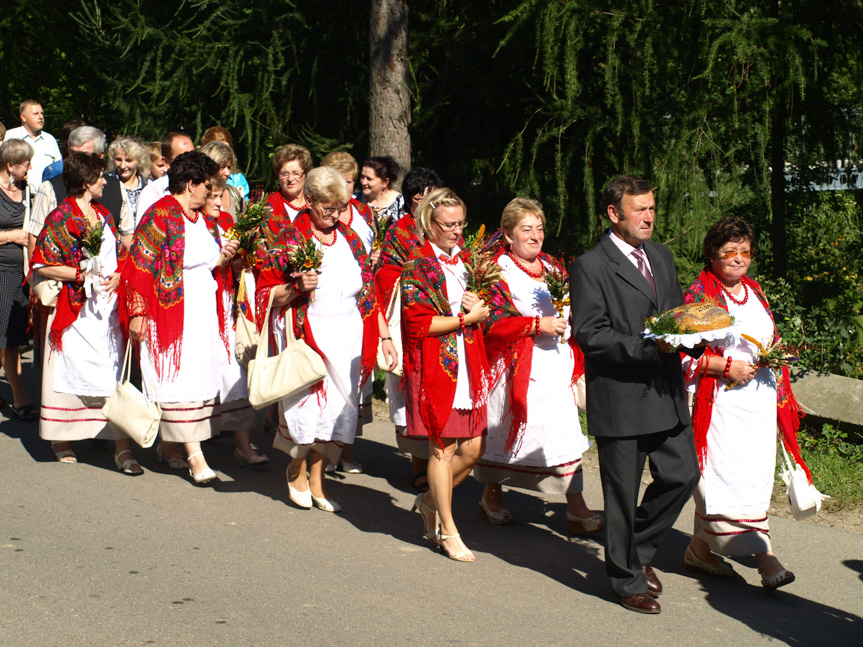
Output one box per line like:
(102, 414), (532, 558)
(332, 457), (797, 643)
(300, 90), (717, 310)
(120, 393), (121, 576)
(643, 566), (663, 597)
(617, 593), (661, 614)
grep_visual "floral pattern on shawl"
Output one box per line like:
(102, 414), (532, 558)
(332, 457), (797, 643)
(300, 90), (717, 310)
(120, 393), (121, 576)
(376, 214), (419, 309)
(31, 198), (126, 350)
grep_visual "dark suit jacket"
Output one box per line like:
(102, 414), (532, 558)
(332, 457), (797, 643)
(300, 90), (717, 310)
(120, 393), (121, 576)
(570, 234), (690, 438)
(49, 172), (123, 231)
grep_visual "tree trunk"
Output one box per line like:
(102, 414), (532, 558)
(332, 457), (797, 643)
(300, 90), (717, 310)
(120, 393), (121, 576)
(770, 0), (787, 278)
(369, 0), (411, 190)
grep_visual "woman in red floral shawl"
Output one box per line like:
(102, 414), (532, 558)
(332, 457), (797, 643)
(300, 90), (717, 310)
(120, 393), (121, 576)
(121, 152), (239, 485)
(401, 187), (490, 562)
(264, 144), (313, 247)
(31, 153), (140, 472)
(256, 166), (397, 513)
(682, 216), (812, 591)
(375, 167), (441, 492)
(475, 198), (603, 534)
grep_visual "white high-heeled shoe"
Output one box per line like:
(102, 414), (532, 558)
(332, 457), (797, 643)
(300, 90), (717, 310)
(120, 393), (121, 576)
(187, 451), (216, 485)
(311, 494), (342, 513)
(286, 468), (313, 509)
(157, 443), (189, 469)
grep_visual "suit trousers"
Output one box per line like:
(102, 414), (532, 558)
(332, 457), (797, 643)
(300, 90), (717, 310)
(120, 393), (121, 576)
(595, 424), (699, 597)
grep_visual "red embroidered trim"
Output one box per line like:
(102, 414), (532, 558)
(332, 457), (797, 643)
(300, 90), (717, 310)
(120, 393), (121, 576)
(701, 528), (770, 536)
(695, 512), (769, 523)
(41, 417), (107, 423)
(507, 252), (544, 278)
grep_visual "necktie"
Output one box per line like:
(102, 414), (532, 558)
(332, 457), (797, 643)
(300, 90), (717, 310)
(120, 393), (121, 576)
(632, 247), (656, 296)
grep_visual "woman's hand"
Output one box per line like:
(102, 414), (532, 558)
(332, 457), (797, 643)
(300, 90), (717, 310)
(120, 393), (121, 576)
(101, 272), (121, 296)
(369, 249), (382, 266)
(538, 315), (565, 336)
(129, 316), (145, 341)
(462, 292), (489, 325)
(296, 271), (319, 293)
(220, 239), (240, 261)
(380, 338), (398, 371)
(2, 229), (28, 246)
(728, 359), (757, 384)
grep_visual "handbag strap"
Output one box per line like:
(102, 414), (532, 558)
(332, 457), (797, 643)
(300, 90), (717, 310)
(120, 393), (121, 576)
(125, 335), (163, 415)
(255, 289), (277, 362)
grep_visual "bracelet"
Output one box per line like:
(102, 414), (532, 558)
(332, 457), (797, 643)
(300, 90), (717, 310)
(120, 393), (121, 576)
(458, 312), (465, 332)
(129, 310), (146, 319)
(534, 315), (541, 336)
(380, 337), (392, 341)
(723, 356), (732, 380)
(75, 267), (82, 284)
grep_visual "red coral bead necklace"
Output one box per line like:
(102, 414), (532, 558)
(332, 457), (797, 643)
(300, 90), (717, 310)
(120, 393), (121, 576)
(507, 252), (544, 279)
(720, 281), (748, 306)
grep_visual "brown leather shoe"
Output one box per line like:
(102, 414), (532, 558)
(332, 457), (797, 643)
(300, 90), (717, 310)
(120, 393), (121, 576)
(643, 566), (663, 596)
(617, 592), (661, 614)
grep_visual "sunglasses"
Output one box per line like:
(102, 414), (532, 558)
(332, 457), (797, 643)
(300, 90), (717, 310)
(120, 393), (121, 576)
(718, 249), (752, 260)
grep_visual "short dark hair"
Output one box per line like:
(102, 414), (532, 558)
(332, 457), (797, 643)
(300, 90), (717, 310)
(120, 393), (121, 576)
(362, 156), (399, 186)
(703, 216), (756, 263)
(161, 132), (192, 162)
(604, 175), (653, 214)
(63, 152), (107, 198)
(167, 151), (219, 195)
(401, 167), (443, 212)
(59, 119), (87, 155)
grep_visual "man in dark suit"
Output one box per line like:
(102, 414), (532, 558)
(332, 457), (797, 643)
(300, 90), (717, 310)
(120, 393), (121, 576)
(570, 176), (699, 614)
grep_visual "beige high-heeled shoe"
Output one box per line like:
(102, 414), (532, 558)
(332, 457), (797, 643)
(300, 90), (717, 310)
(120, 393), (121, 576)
(187, 451), (216, 485)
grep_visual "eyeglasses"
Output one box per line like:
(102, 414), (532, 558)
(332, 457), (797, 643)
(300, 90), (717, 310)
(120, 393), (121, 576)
(433, 219), (468, 232)
(718, 249), (752, 260)
(279, 171), (305, 180)
(320, 205), (348, 216)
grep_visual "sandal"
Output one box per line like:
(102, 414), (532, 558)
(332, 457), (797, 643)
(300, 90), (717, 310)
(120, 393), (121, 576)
(51, 441), (77, 464)
(760, 568), (795, 591)
(10, 403), (38, 422)
(684, 546), (735, 576)
(567, 511), (605, 535)
(114, 450), (144, 476)
(479, 499), (513, 525)
(410, 492), (439, 544)
(439, 533), (475, 562)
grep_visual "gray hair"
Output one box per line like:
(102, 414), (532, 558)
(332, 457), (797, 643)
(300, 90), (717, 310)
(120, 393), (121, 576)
(303, 166), (351, 204)
(68, 126), (106, 155)
(107, 136), (151, 180)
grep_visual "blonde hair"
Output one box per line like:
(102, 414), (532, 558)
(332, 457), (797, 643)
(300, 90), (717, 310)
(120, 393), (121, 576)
(501, 197), (545, 235)
(415, 187), (467, 243)
(208, 174), (227, 195)
(107, 136), (151, 180)
(271, 143), (313, 176)
(147, 141), (162, 163)
(198, 141), (237, 170)
(320, 151), (359, 181)
(0, 138), (34, 166)
(303, 166), (351, 204)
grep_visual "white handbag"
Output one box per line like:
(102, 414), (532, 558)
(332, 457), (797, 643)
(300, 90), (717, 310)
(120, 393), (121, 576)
(22, 185), (62, 307)
(234, 269), (259, 366)
(778, 441), (829, 521)
(247, 291), (327, 410)
(377, 282), (403, 377)
(101, 339), (162, 448)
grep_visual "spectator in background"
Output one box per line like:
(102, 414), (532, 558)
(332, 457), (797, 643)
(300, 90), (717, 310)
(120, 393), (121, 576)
(28, 127), (134, 256)
(0, 123), (5, 142)
(135, 132), (194, 222)
(147, 141), (166, 180)
(198, 141), (243, 218)
(201, 126), (250, 201)
(3, 100), (62, 192)
(41, 119), (87, 182)
(107, 137), (151, 217)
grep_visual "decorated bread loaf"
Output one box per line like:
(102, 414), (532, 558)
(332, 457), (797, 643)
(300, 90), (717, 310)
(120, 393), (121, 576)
(666, 303), (732, 332)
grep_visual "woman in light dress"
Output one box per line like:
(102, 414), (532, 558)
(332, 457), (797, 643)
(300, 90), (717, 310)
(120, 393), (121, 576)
(683, 216), (812, 590)
(256, 166), (396, 511)
(475, 198), (603, 534)
(107, 136), (150, 217)
(31, 152), (140, 472)
(122, 152), (239, 485)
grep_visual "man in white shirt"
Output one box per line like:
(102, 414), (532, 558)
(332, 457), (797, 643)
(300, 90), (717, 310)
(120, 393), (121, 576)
(135, 132), (195, 223)
(3, 100), (62, 192)
(27, 127), (134, 259)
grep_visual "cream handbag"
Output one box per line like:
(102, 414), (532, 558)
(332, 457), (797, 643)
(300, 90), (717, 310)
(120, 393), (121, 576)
(101, 339), (162, 448)
(376, 282), (403, 377)
(779, 441), (829, 521)
(234, 269), (259, 366)
(247, 291), (327, 410)
(22, 185), (62, 307)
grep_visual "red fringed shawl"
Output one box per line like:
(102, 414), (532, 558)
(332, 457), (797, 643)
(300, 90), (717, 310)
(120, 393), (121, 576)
(400, 240), (491, 445)
(483, 250), (585, 454)
(255, 209), (381, 390)
(375, 214), (419, 310)
(686, 269), (810, 482)
(30, 198), (127, 351)
(264, 191), (302, 248)
(349, 197), (375, 229)
(119, 195), (230, 379)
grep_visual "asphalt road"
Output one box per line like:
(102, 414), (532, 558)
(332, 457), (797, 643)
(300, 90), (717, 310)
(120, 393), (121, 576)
(1, 360), (861, 646)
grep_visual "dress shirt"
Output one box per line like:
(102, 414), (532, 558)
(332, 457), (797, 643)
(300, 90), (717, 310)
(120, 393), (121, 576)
(3, 126), (62, 192)
(607, 228), (654, 275)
